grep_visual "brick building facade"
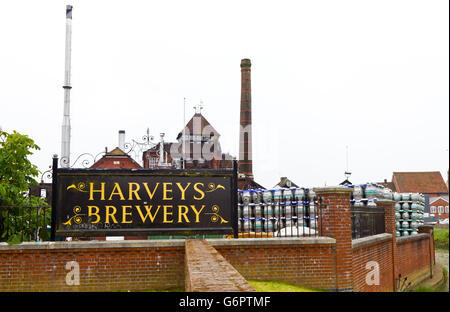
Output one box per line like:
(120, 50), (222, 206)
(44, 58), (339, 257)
(429, 196), (449, 220)
(91, 147), (141, 169)
(142, 112), (233, 170)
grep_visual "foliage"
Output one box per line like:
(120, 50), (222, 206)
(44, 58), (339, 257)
(247, 280), (325, 292)
(413, 267), (448, 292)
(434, 228), (449, 250)
(1, 206), (51, 244)
(0, 129), (49, 243)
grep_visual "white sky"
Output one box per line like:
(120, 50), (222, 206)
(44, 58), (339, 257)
(0, 0), (448, 189)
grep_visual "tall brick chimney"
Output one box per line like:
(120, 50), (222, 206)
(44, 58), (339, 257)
(239, 58), (253, 179)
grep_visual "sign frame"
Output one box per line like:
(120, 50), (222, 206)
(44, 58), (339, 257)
(50, 158), (238, 239)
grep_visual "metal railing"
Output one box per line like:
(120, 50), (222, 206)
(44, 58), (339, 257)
(237, 188), (321, 238)
(350, 203), (385, 239)
(0, 206), (51, 242)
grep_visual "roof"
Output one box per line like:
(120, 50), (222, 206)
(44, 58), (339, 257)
(392, 171), (448, 194)
(176, 113), (220, 139)
(377, 181), (396, 192)
(273, 177), (299, 189)
(105, 147), (128, 156)
(339, 179), (352, 186)
(91, 147), (142, 169)
(429, 196), (449, 205)
(144, 142), (175, 154)
(238, 177), (265, 190)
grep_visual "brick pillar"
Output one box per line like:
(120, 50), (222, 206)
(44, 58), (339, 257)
(419, 225), (435, 277)
(377, 199), (397, 291)
(314, 186), (353, 291)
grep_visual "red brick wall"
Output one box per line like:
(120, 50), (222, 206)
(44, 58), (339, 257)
(0, 242), (185, 292)
(352, 234), (394, 292)
(91, 156), (141, 169)
(396, 234), (432, 285)
(0, 239), (337, 292)
(419, 226), (435, 265)
(213, 239), (338, 291)
(377, 199), (397, 290)
(0, 234), (435, 292)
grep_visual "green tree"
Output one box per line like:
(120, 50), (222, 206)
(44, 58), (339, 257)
(0, 129), (50, 243)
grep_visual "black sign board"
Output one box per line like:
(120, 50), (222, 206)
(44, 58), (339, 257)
(52, 164), (238, 238)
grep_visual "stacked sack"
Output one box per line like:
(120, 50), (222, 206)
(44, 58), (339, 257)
(237, 188), (318, 236)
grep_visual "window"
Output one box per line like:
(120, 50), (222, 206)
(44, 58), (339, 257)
(113, 161), (120, 165)
(438, 206), (444, 214)
(431, 206), (436, 213)
(445, 206), (449, 213)
(149, 157), (158, 168)
(40, 188), (47, 198)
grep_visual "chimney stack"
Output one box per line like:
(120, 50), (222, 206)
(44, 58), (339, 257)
(118, 130), (125, 151)
(159, 133), (165, 165)
(239, 58), (253, 178)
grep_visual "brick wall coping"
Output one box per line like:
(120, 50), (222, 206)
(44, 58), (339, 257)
(207, 236), (336, 247)
(352, 233), (392, 249)
(0, 239), (187, 251)
(0, 237), (336, 251)
(313, 186), (353, 194)
(376, 199), (395, 204)
(396, 233), (429, 244)
(418, 225), (434, 230)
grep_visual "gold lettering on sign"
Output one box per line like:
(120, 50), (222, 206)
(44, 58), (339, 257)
(108, 183), (125, 200)
(135, 205), (160, 223)
(68, 179), (225, 227)
(89, 183), (105, 200)
(176, 182), (191, 200)
(191, 205), (205, 223)
(122, 205), (133, 223)
(178, 205), (190, 223)
(142, 182), (159, 199)
(162, 183), (173, 200)
(87, 206), (101, 223)
(193, 183), (205, 200)
(105, 205), (118, 223)
(128, 183), (141, 200)
(163, 205), (173, 223)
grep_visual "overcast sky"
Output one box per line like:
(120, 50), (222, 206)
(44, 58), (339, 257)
(0, 0), (448, 189)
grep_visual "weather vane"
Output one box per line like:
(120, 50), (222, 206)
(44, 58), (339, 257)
(194, 100), (204, 114)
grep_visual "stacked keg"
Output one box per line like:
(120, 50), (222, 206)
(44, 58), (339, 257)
(393, 192), (425, 237)
(350, 183), (387, 208)
(348, 183), (424, 237)
(237, 188), (318, 236)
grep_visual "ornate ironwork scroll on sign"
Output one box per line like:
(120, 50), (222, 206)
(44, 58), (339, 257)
(53, 167), (238, 237)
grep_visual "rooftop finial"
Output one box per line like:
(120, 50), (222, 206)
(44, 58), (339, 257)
(345, 145), (351, 179)
(194, 100), (204, 114)
(66, 5), (73, 19)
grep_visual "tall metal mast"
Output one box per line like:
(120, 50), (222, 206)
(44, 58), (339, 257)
(182, 97), (186, 169)
(61, 5), (73, 167)
(345, 145), (351, 180)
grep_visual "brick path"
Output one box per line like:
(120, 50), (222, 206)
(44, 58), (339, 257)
(185, 239), (255, 292)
